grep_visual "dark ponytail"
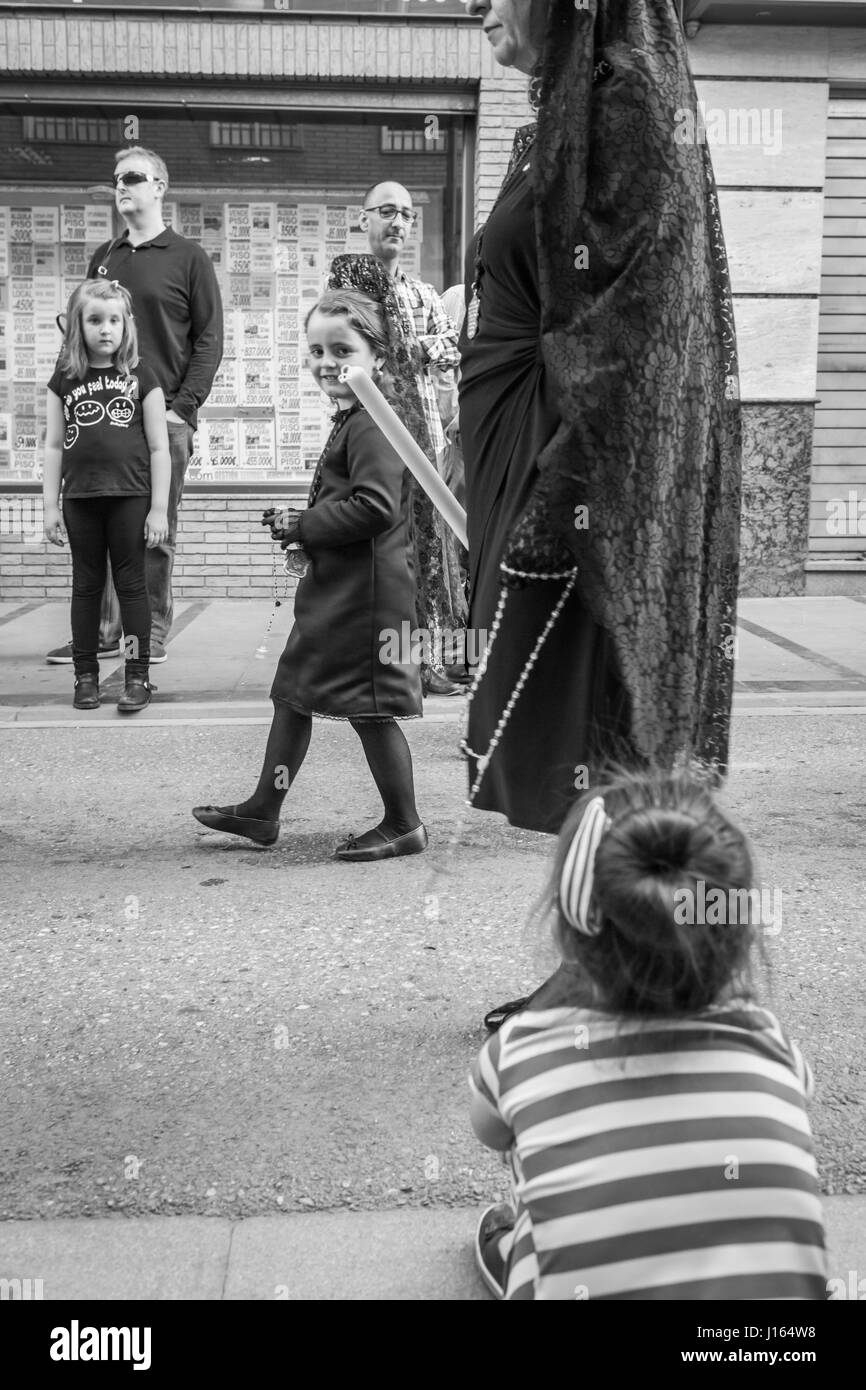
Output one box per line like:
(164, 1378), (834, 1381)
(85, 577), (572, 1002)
(552, 764), (757, 1016)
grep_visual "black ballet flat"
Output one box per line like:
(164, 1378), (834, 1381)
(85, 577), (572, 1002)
(483, 997), (532, 1033)
(334, 823), (428, 862)
(192, 805), (279, 847)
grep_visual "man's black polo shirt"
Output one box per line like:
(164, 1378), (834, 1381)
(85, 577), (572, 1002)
(87, 227), (223, 426)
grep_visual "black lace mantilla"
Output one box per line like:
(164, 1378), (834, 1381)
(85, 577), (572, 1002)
(503, 0), (742, 777)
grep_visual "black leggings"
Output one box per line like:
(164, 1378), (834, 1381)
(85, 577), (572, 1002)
(62, 495), (150, 677)
(236, 703), (421, 836)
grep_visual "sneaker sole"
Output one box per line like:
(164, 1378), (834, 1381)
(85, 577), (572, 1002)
(48, 651), (122, 664)
(474, 1207), (509, 1300)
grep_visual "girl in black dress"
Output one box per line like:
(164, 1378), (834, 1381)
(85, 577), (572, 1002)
(193, 289), (426, 862)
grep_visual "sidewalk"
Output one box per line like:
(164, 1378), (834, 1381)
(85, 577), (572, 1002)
(2, 1200), (863, 1300)
(3, 594), (866, 723)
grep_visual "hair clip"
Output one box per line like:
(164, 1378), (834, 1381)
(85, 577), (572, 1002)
(559, 796), (612, 935)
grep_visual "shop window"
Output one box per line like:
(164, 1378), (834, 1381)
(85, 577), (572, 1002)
(381, 125), (448, 155)
(209, 122), (305, 151)
(23, 116), (117, 144)
(0, 107), (463, 484)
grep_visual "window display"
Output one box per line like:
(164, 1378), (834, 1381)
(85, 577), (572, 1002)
(0, 104), (463, 483)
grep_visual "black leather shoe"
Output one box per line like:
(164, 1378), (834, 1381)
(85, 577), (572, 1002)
(192, 805), (279, 847)
(334, 823), (428, 862)
(73, 675), (100, 710)
(117, 678), (155, 715)
(483, 997), (532, 1033)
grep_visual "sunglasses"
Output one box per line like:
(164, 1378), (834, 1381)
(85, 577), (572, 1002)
(364, 204), (417, 225)
(111, 171), (158, 190)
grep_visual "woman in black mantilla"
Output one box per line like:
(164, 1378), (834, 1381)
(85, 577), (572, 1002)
(460, 0), (741, 831)
(193, 283), (427, 863)
(461, 1), (742, 1022)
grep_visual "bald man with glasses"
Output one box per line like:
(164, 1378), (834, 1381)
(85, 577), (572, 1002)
(361, 181), (460, 467)
(360, 182), (468, 695)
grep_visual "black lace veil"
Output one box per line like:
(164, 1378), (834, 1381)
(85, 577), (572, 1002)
(509, 0), (742, 776)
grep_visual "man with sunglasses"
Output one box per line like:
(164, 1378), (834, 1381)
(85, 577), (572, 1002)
(361, 181), (467, 696)
(47, 145), (223, 666)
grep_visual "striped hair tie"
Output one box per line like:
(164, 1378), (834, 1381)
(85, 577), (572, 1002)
(559, 796), (612, 936)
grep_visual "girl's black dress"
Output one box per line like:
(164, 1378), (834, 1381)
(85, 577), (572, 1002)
(271, 404), (421, 721)
(459, 159), (632, 834)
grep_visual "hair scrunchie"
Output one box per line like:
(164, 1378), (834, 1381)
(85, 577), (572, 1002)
(559, 796), (612, 936)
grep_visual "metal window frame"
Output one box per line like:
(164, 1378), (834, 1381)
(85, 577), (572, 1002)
(380, 123), (449, 155)
(208, 119), (305, 150)
(22, 114), (117, 144)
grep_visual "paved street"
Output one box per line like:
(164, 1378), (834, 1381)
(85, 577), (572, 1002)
(1, 596), (865, 1298)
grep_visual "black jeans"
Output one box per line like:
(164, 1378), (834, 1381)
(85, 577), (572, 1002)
(62, 495), (151, 678)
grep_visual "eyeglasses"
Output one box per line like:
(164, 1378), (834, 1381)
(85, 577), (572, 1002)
(364, 204), (417, 226)
(111, 171), (157, 190)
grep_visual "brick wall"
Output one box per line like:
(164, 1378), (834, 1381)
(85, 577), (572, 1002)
(475, 72), (531, 223)
(173, 495), (300, 600)
(0, 492), (301, 600)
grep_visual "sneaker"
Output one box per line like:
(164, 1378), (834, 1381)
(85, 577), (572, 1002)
(47, 640), (123, 664)
(421, 667), (465, 697)
(149, 642), (167, 664)
(474, 1204), (516, 1300)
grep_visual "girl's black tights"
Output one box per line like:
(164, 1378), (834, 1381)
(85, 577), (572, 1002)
(235, 703), (420, 835)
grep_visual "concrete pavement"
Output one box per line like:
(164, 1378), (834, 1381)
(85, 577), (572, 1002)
(4, 593), (866, 723)
(1, 596), (864, 1300)
(1, 1198), (863, 1300)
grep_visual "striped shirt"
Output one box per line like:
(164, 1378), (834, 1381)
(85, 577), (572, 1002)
(471, 1001), (827, 1300)
(392, 272), (460, 460)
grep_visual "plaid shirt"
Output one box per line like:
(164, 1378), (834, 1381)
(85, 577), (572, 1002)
(392, 272), (460, 461)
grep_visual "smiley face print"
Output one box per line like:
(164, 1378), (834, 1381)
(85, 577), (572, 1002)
(107, 396), (135, 428)
(74, 399), (105, 427)
(64, 423), (79, 449)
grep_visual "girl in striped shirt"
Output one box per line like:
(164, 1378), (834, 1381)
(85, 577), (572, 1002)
(469, 766), (828, 1300)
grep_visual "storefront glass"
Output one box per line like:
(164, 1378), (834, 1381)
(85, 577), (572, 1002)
(0, 107), (466, 483)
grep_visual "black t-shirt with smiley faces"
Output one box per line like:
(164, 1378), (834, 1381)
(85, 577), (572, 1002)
(47, 362), (160, 498)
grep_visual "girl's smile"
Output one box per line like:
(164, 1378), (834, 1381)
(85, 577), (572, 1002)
(306, 311), (383, 409)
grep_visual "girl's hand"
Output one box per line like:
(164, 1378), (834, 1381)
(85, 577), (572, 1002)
(145, 508), (169, 548)
(43, 508), (65, 547)
(268, 507), (303, 542)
